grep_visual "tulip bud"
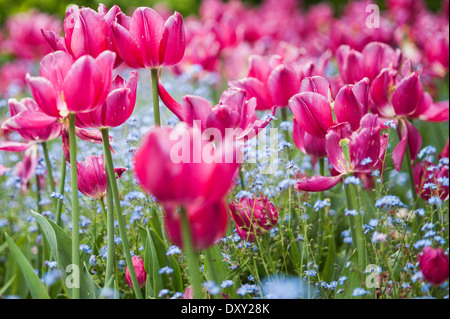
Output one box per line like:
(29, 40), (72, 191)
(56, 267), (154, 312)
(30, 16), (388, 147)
(125, 256), (147, 289)
(418, 247), (449, 286)
(230, 196), (278, 242)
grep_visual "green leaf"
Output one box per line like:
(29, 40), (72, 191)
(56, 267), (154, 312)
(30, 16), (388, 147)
(32, 210), (100, 299)
(0, 275), (16, 296)
(5, 233), (50, 299)
(203, 245), (228, 284)
(335, 249), (364, 299)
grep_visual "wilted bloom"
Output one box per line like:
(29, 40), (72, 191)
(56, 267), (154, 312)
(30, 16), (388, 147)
(230, 55), (300, 110)
(418, 247), (449, 286)
(289, 76), (369, 139)
(336, 42), (401, 84)
(158, 81), (273, 140)
(111, 7), (185, 69)
(26, 50), (115, 118)
(229, 196), (278, 242)
(3, 98), (61, 142)
(43, 4), (121, 66)
(125, 256), (147, 289)
(76, 155), (126, 200)
(296, 114), (388, 192)
(4, 10), (61, 60)
(76, 71), (138, 128)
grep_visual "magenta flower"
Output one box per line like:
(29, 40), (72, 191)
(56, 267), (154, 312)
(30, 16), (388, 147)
(26, 50), (115, 118)
(2, 98), (61, 142)
(111, 7), (185, 69)
(158, 79), (273, 140)
(76, 155), (126, 200)
(288, 76), (369, 139)
(296, 113), (388, 192)
(133, 123), (240, 207)
(42, 4), (121, 66)
(292, 119), (327, 158)
(418, 247), (449, 286)
(370, 67), (449, 170)
(125, 256), (147, 289)
(163, 199), (229, 251)
(229, 196), (278, 242)
(76, 71), (138, 129)
(336, 42), (401, 84)
(230, 54), (300, 110)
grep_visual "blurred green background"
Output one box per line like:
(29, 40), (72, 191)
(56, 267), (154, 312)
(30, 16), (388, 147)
(0, 0), (443, 25)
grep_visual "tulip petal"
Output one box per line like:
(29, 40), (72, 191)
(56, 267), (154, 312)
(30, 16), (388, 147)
(392, 71), (423, 117)
(26, 75), (61, 118)
(229, 77), (273, 110)
(159, 12), (185, 66)
(288, 92), (333, 139)
(248, 55), (271, 83)
(334, 85), (364, 131)
(268, 64), (299, 107)
(111, 21), (143, 68)
(300, 76), (332, 97)
(0, 141), (33, 152)
(63, 55), (103, 113)
(392, 119), (422, 171)
(130, 7), (165, 68)
(295, 174), (343, 192)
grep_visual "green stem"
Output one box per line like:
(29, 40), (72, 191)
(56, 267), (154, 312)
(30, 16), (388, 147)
(344, 181), (367, 271)
(180, 206), (203, 299)
(205, 249), (220, 285)
(151, 68), (160, 127)
(317, 157), (326, 260)
(100, 128), (143, 299)
(68, 113), (80, 299)
(55, 153), (66, 227)
(100, 197), (115, 289)
(239, 166), (245, 190)
(42, 141), (57, 212)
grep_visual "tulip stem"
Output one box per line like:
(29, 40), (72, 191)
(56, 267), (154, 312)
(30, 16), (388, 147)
(151, 68), (161, 127)
(100, 128), (143, 299)
(317, 158), (326, 256)
(55, 153), (66, 227)
(180, 206), (203, 299)
(41, 141), (57, 212)
(68, 113), (80, 299)
(343, 180), (367, 271)
(100, 194), (115, 289)
(405, 143), (418, 204)
(239, 166), (245, 190)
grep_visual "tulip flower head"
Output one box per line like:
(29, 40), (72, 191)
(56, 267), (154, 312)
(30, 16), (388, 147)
(111, 7), (185, 69)
(26, 50), (115, 118)
(125, 256), (147, 289)
(230, 196), (279, 242)
(76, 155), (127, 200)
(418, 247), (449, 286)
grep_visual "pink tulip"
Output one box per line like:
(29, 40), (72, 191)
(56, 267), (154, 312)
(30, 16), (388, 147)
(111, 7), (185, 69)
(76, 71), (138, 129)
(2, 98), (61, 142)
(230, 54), (299, 110)
(337, 42), (401, 84)
(26, 50), (115, 118)
(4, 10), (61, 60)
(289, 76), (369, 139)
(125, 256), (147, 289)
(296, 114), (388, 192)
(292, 119), (327, 158)
(418, 247), (449, 286)
(43, 4), (121, 67)
(76, 155), (126, 200)
(163, 199), (229, 251)
(134, 123), (240, 207)
(229, 196), (278, 242)
(158, 80), (273, 140)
